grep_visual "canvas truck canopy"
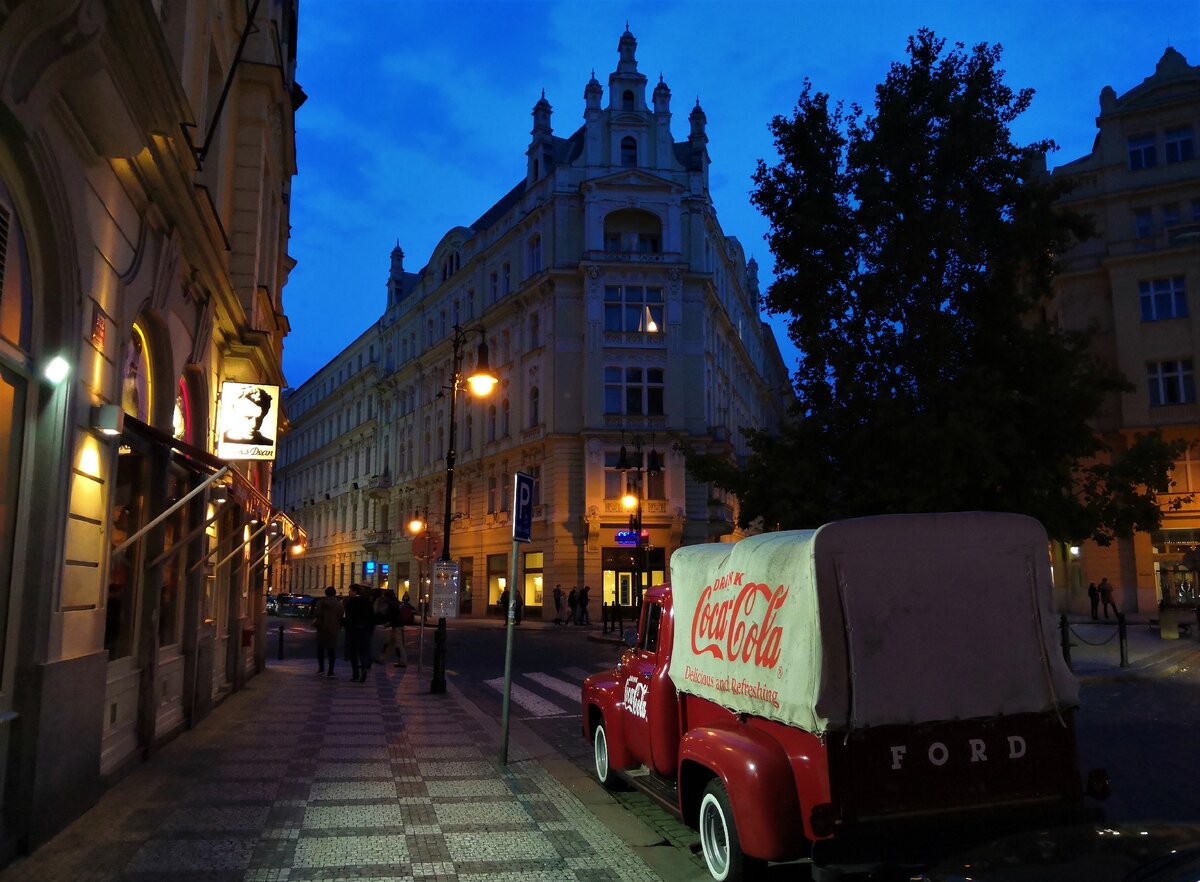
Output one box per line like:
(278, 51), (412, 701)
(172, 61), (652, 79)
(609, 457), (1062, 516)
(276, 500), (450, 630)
(668, 512), (1079, 735)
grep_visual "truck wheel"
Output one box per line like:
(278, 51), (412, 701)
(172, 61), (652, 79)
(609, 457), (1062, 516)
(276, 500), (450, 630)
(592, 722), (627, 791)
(699, 779), (761, 881)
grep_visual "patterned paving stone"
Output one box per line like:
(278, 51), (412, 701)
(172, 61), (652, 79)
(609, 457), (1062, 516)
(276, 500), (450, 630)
(302, 804), (407, 828)
(0, 659), (663, 882)
(126, 838), (256, 872)
(444, 830), (561, 862)
(291, 833), (408, 867)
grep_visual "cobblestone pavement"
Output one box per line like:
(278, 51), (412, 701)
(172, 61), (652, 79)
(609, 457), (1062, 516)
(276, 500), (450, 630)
(0, 659), (661, 882)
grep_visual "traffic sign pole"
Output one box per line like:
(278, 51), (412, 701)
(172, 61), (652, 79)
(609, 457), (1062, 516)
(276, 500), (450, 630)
(500, 472), (534, 765)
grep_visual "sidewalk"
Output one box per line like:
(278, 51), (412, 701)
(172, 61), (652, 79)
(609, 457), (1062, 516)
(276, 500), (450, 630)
(1061, 613), (1200, 682)
(0, 656), (684, 882)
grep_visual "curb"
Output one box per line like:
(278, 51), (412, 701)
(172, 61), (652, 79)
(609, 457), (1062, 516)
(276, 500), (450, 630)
(1076, 645), (1200, 684)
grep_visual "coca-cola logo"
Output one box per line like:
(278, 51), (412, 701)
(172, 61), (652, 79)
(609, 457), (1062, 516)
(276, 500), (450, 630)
(623, 675), (648, 720)
(690, 575), (788, 670)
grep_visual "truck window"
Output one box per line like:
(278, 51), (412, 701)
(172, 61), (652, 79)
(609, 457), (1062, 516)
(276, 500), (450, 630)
(640, 603), (662, 653)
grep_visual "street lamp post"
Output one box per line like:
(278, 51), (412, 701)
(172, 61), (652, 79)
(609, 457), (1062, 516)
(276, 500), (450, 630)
(407, 508), (431, 670)
(617, 434), (661, 609)
(432, 323), (497, 693)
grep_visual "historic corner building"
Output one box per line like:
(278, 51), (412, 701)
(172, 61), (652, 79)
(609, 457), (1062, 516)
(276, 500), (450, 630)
(1049, 47), (1200, 624)
(0, 0), (300, 860)
(275, 29), (792, 620)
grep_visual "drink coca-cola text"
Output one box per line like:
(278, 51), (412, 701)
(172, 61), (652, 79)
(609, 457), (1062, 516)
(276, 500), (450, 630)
(691, 577), (788, 670)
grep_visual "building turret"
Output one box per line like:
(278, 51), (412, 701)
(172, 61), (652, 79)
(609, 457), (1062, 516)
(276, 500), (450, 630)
(388, 240), (406, 308)
(654, 74), (672, 168)
(527, 90), (555, 185)
(608, 25), (647, 112)
(584, 70), (603, 165)
(689, 98), (708, 143)
(653, 73), (670, 113)
(689, 99), (710, 191)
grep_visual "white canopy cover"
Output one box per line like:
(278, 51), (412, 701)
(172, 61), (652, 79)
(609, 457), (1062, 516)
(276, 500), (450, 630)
(668, 512), (1079, 734)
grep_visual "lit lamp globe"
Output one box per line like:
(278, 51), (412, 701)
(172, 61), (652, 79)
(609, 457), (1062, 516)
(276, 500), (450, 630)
(465, 337), (498, 397)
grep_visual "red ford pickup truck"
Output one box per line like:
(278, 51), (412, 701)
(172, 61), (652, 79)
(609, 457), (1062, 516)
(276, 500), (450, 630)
(582, 513), (1100, 881)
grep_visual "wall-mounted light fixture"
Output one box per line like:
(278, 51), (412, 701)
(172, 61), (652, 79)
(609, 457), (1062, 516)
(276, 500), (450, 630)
(91, 404), (125, 437)
(44, 356), (70, 384)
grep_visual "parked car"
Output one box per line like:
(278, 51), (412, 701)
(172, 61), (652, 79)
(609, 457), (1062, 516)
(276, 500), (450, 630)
(265, 594), (279, 615)
(277, 593), (316, 618)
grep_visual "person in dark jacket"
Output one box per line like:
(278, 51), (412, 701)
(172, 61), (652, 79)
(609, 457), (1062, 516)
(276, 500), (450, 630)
(313, 586), (342, 677)
(374, 588), (407, 667)
(342, 584), (375, 682)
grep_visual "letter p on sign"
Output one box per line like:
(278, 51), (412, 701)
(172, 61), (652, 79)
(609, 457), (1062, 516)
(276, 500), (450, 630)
(513, 472), (534, 543)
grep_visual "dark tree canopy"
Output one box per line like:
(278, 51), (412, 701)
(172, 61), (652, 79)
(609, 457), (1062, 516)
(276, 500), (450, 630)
(687, 30), (1183, 545)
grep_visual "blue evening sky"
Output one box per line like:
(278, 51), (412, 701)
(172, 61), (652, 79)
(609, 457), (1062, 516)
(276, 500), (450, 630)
(283, 0), (1199, 387)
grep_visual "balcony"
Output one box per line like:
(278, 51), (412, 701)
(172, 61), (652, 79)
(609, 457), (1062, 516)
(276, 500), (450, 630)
(366, 473), (392, 498)
(363, 530), (392, 552)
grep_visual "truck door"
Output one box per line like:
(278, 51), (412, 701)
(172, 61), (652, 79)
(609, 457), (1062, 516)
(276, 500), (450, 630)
(620, 601), (663, 768)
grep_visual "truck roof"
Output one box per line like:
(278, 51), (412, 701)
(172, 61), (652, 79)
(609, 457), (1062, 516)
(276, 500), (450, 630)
(667, 512), (1079, 734)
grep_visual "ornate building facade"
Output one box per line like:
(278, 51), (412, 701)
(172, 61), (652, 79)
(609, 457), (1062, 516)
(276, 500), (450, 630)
(0, 0), (299, 859)
(275, 29), (791, 618)
(1050, 48), (1200, 620)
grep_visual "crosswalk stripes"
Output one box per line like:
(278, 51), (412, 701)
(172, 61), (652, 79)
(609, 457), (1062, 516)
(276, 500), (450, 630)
(525, 672), (581, 700)
(484, 668), (592, 718)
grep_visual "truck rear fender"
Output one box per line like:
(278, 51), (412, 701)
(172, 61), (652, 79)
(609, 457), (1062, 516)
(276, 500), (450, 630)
(583, 675), (633, 771)
(678, 725), (806, 862)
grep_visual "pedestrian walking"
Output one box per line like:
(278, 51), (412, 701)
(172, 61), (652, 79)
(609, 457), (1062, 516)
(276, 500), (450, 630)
(513, 588), (524, 625)
(579, 584), (591, 626)
(552, 584), (564, 624)
(342, 584), (375, 682)
(1098, 577), (1118, 619)
(312, 586), (342, 677)
(374, 588), (406, 666)
(499, 587), (510, 620)
(567, 586), (578, 624)
(393, 593), (415, 666)
(1087, 582), (1099, 620)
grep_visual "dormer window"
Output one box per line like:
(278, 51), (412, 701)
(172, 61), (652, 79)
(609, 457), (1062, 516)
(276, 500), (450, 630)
(621, 136), (637, 167)
(623, 90), (634, 111)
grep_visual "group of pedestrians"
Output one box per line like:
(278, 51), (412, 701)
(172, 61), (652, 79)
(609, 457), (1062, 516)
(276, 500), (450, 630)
(312, 584), (416, 681)
(551, 583), (591, 625)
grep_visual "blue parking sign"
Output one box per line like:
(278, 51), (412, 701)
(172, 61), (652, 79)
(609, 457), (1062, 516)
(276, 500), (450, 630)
(513, 472), (534, 543)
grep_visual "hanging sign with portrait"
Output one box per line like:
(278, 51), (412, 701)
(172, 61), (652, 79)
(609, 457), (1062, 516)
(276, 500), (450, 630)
(216, 381), (280, 461)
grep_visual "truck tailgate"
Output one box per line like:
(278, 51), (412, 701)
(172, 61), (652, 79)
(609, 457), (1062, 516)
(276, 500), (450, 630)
(827, 711), (1082, 821)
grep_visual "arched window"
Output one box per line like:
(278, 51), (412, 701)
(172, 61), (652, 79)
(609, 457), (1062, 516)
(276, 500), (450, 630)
(623, 90), (634, 110)
(501, 398), (510, 436)
(529, 387), (539, 426)
(621, 136), (637, 167)
(488, 404), (497, 442)
(464, 411), (473, 450)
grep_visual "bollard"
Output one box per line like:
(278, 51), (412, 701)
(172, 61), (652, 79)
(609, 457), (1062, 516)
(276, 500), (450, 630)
(430, 617), (447, 694)
(617, 602), (623, 635)
(602, 603), (610, 634)
(1059, 615), (1072, 670)
(1118, 612), (1128, 668)
(278, 623), (284, 660)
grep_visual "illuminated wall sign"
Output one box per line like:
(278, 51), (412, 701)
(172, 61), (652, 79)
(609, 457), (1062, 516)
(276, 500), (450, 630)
(216, 381), (280, 461)
(365, 561), (376, 575)
(615, 529), (647, 547)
